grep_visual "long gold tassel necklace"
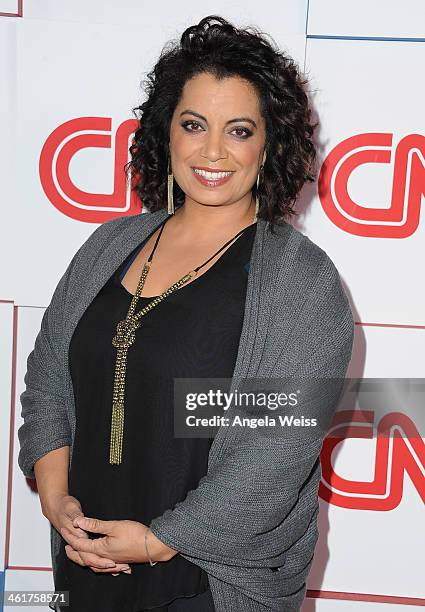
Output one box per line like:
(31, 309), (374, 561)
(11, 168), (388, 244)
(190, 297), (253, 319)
(109, 214), (256, 465)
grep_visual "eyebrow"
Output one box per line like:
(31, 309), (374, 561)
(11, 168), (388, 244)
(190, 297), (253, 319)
(179, 109), (257, 129)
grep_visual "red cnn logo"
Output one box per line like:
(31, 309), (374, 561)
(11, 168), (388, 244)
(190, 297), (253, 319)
(319, 133), (425, 238)
(319, 411), (425, 510)
(39, 117), (140, 223)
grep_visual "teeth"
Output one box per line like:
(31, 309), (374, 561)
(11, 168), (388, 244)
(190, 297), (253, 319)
(193, 169), (233, 180)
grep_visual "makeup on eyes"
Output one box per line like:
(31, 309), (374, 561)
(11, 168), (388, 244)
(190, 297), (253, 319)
(179, 109), (257, 128)
(181, 120), (253, 139)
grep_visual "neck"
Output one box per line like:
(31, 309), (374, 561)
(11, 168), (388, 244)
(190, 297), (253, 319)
(171, 196), (256, 240)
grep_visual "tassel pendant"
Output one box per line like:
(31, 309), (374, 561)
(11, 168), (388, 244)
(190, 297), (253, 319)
(109, 342), (128, 465)
(109, 400), (125, 464)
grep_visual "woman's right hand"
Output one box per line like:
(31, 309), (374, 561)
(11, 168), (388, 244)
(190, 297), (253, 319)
(44, 493), (131, 575)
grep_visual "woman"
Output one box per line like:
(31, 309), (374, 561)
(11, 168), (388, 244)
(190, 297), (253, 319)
(18, 15), (354, 612)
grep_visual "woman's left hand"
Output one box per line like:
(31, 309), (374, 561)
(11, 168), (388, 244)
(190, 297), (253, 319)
(60, 516), (177, 565)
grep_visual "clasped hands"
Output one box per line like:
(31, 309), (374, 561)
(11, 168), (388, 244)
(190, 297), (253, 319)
(61, 516), (178, 576)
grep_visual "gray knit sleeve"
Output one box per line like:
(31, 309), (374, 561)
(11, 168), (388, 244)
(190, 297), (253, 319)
(17, 252), (78, 480)
(148, 251), (354, 603)
(17, 214), (140, 480)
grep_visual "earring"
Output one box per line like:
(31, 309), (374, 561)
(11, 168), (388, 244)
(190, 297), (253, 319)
(167, 158), (174, 215)
(254, 165), (263, 223)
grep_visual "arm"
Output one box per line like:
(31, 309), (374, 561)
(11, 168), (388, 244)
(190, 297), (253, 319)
(35, 446), (70, 520)
(17, 216), (126, 480)
(144, 529), (178, 562)
(18, 256), (76, 480)
(148, 255), (354, 573)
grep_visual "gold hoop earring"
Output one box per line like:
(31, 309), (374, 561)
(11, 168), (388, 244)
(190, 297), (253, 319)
(254, 165), (263, 223)
(167, 158), (174, 215)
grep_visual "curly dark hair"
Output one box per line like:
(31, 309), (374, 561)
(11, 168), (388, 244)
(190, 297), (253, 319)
(125, 15), (318, 229)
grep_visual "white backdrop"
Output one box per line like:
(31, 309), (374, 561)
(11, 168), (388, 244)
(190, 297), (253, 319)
(2, 1), (424, 610)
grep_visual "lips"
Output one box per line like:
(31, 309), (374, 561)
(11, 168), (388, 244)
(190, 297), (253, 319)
(191, 168), (234, 188)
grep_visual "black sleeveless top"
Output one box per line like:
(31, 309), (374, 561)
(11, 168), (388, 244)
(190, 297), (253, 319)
(54, 221), (257, 611)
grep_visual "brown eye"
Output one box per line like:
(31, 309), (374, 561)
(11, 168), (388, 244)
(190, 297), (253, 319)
(181, 121), (203, 132)
(231, 127), (252, 139)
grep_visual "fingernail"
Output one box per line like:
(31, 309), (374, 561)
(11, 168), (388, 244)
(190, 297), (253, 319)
(123, 569), (132, 574)
(112, 573), (119, 576)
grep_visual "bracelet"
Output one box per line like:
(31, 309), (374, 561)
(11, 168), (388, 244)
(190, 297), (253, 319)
(144, 527), (158, 566)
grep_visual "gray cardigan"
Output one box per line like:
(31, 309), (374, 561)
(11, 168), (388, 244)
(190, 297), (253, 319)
(18, 208), (354, 611)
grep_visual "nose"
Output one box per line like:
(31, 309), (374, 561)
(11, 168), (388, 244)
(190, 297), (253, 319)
(201, 128), (227, 162)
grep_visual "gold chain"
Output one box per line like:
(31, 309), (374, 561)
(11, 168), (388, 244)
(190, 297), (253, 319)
(109, 214), (255, 465)
(109, 260), (197, 464)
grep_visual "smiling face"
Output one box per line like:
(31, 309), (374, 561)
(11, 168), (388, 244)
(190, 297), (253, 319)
(169, 72), (267, 213)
